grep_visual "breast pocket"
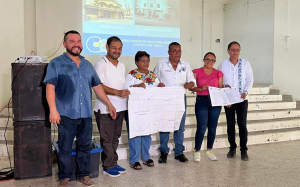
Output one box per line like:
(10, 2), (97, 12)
(180, 71), (187, 83)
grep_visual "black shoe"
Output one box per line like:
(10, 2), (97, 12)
(227, 149), (236, 158)
(158, 152), (168, 163)
(241, 151), (249, 161)
(174, 154), (188, 162)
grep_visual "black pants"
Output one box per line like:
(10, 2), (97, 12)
(224, 100), (248, 152)
(94, 110), (125, 170)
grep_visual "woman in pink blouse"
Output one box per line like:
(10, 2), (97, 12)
(189, 52), (223, 162)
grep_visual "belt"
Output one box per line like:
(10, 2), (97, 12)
(197, 95), (210, 98)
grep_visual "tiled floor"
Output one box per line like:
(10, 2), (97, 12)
(0, 140), (299, 187)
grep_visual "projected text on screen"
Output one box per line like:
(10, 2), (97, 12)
(82, 0), (180, 57)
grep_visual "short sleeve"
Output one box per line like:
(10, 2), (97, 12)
(43, 61), (58, 86)
(124, 73), (135, 89)
(217, 70), (224, 79)
(193, 68), (200, 75)
(91, 67), (102, 87)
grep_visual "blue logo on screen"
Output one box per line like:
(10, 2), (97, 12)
(86, 36), (107, 53)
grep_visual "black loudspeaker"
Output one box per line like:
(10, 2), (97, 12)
(11, 63), (49, 121)
(13, 121), (52, 179)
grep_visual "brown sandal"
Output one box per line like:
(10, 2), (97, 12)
(143, 159), (154, 167)
(130, 162), (142, 170)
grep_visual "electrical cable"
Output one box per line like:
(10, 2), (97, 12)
(48, 40), (63, 59)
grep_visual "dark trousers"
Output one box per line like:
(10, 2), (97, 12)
(224, 100), (248, 152)
(57, 116), (92, 180)
(94, 110), (124, 170)
(194, 96), (221, 151)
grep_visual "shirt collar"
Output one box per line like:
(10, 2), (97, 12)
(103, 56), (120, 65)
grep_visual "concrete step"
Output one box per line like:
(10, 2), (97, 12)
(2, 126), (300, 158)
(77, 117), (300, 145)
(2, 115), (300, 145)
(92, 94), (283, 108)
(90, 85), (271, 100)
(1, 106), (300, 132)
(0, 85), (271, 117)
(115, 127), (300, 160)
(0, 98), (295, 119)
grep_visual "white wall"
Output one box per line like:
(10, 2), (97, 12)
(273, 0), (300, 100)
(0, 1), (25, 107)
(223, 0), (275, 84)
(202, 0), (227, 67)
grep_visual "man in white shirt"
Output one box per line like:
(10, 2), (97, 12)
(154, 42), (196, 163)
(94, 36), (130, 177)
(218, 41), (254, 161)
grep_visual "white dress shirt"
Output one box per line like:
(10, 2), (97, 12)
(218, 58), (254, 95)
(153, 58), (196, 88)
(93, 56), (127, 114)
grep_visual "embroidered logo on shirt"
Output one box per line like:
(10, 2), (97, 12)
(165, 70), (172, 72)
(181, 67), (186, 72)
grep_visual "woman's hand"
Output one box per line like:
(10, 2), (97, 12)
(157, 83), (165, 87)
(133, 83), (146, 88)
(202, 85), (208, 91)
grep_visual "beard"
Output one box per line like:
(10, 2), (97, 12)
(108, 51), (121, 60)
(66, 46), (82, 56)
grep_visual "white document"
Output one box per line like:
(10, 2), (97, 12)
(209, 87), (244, 106)
(128, 87), (186, 139)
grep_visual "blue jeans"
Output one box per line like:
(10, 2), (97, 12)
(124, 111), (151, 164)
(57, 116), (92, 180)
(159, 95), (187, 156)
(194, 96), (221, 151)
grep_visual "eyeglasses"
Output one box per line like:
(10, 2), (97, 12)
(204, 59), (216, 63)
(229, 49), (241, 52)
(138, 60), (150, 63)
(169, 50), (182, 54)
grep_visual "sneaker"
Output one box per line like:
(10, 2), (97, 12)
(115, 164), (126, 173)
(102, 167), (121, 177)
(158, 151), (168, 163)
(193, 151), (201, 162)
(241, 151), (249, 161)
(77, 176), (95, 187)
(227, 149), (236, 158)
(58, 178), (69, 187)
(205, 150), (217, 161)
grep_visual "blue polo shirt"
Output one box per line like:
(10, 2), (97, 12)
(43, 53), (101, 119)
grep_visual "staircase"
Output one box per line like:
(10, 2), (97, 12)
(1, 84), (300, 159)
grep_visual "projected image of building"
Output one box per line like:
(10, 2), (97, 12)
(135, 0), (180, 28)
(83, 0), (133, 24)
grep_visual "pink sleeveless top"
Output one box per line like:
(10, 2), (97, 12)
(192, 68), (223, 95)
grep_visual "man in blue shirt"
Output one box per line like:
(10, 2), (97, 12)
(44, 30), (116, 187)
